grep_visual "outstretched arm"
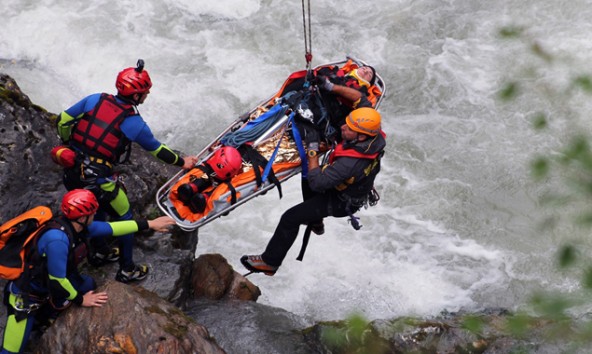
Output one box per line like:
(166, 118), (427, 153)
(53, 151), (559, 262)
(121, 116), (196, 168)
(87, 216), (176, 237)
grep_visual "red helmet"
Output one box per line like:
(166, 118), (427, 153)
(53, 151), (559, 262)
(61, 189), (99, 219)
(207, 146), (243, 180)
(115, 59), (152, 96)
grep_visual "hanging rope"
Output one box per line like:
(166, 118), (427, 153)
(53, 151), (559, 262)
(301, 0), (313, 71)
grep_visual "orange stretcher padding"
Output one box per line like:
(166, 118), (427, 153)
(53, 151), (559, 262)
(170, 161), (300, 222)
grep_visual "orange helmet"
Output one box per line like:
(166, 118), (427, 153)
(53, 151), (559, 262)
(346, 107), (381, 136)
(61, 189), (99, 219)
(115, 59), (152, 96)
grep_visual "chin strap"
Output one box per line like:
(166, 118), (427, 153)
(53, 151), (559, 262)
(71, 215), (91, 233)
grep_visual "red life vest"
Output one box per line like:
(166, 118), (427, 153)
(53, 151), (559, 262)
(329, 141), (381, 163)
(70, 94), (137, 163)
(327, 134), (385, 195)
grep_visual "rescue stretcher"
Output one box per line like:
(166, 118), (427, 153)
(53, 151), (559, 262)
(155, 56), (386, 231)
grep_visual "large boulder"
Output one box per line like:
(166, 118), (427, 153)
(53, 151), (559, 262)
(191, 253), (261, 301)
(35, 281), (225, 354)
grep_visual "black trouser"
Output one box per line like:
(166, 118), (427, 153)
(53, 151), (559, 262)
(261, 191), (354, 267)
(301, 178), (323, 227)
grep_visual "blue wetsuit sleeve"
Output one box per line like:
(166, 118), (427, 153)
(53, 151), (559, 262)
(87, 220), (147, 237)
(121, 115), (185, 166)
(86, 221), (115, 238)
(120, 115), (160, 150)
(63, 93), (102, 118)
(38, 229), (83, 305)
(39, 230), (70, 279)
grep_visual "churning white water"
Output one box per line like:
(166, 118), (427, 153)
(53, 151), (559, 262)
(2, 0), (592, 322)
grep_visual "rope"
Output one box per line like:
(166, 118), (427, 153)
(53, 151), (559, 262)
(220, 104), (288, 148)
(301, 0), (313, 70)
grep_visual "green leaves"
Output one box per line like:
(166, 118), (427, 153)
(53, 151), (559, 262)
(530, 157), (549, 180)
(574, 75), (592, 93)
(499, 82), (519, 101)
(498, 26), (524, 38)
(558, 244), (577, 268)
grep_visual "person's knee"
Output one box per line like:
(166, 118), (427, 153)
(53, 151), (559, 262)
(100, 182), (131, 217)
(279, 209), (301, 228)
(79, 275), (97, 293)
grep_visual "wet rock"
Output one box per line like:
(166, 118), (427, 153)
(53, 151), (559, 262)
(0, 74), (63, 216)
(34, 281), (225, 354)
(185, 299), (314, 354)
(191, 253), (261, 301)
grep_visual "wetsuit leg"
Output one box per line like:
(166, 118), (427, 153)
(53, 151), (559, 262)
(86, 179), (119, 254)
(1, 293), (35, 354)
(101, 182), (135, 271)
(68, 274), (97, 295)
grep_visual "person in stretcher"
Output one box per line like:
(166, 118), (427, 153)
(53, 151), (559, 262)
(175, 146), (243, 213)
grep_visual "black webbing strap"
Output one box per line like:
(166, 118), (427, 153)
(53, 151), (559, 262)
(223, 181), (238, 205)
(296, 224), (313, 261)
(239, 145), (283, 199)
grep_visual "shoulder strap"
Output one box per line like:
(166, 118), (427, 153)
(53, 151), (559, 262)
(238, 145), (283, 199)
(14, 218), (68, 309)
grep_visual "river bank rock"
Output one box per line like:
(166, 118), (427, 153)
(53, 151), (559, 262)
(191, 253), (261, 301)
(35, 281), (225, 354)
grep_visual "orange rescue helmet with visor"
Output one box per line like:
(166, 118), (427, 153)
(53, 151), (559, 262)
(346, 107), (381, 137)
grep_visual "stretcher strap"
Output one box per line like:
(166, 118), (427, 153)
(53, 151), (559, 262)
(290, 116), (308, 178)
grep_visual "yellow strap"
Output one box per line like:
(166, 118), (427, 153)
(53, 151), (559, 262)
(88, 156), (113, 169)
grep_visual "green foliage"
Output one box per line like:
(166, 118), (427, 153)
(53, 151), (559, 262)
(321, 314), (390, 354)
(499, 82), (519, 101)
(498, 26), (524, 38)
(530, 157), (549, 180)
(499, 24), (592, 351)
(531, 112), (547, 130)
(461, 314), (484, 335)
(530, 293), (571, 322)
(573, 75), (592, 93)
(504, 312), (534, 338)
(582, 266), (592, 289)
(558, 244), (577, 268)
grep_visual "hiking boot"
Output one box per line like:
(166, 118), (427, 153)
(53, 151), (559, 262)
(88, 247), (120, 267)
(115, 264), (149, 283)
(240, 255), (278, 276)
(310, 222), (325, 235)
